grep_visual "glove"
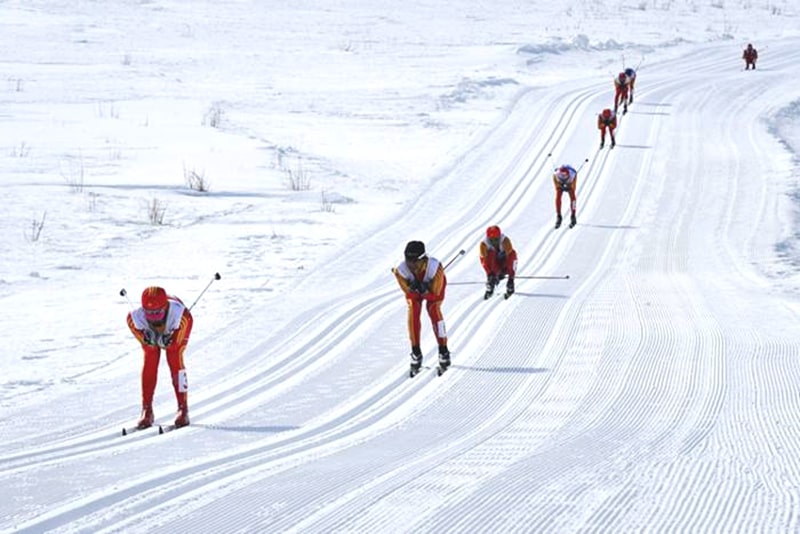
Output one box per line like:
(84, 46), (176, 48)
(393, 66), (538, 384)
(561, 184), (571, 192)
(409, 279), (429, 294)
(158, 332), (173, 348)
(142, 329), (158, 346)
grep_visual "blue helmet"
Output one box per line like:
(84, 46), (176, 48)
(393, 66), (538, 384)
(625, 68), (635, 77)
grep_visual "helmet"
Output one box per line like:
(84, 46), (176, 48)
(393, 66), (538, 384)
(625, 68), (634, 77)
(559, 165), (570, 177)
(404, 240), (426, 263)
(618, 72), (626, 82)
(141, 286), (168, 323)
(602, 109), (612, 119)
(747, 43), (753, 48)
(486, 225), (501, 240)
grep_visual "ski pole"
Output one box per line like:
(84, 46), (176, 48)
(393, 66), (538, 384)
(576, 158), (589, 173)
(515, 274), (570, 280)
(188, 272), (222, 311)
(119, 288), (135, 309)
(443, 249), (466, 270)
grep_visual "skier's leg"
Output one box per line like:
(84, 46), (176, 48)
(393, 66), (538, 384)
(138, 346), (160, 428)
(425, 300), (449, 368)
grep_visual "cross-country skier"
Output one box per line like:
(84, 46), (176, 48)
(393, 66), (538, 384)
(597, 108), (617, 149)
(127, 286), (193, 429)
(614, 72), (629, 114)
(624, 67), (637, 103)
(553, 165), (578, 229)
(480, 225), (518, 299)
(743, 44), (758, 70)
(394, 241), (450, 375)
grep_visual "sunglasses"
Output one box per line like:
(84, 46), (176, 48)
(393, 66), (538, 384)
(144, 308), (167, 322)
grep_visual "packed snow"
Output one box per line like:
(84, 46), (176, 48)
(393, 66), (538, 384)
(1, 0), (800, 532)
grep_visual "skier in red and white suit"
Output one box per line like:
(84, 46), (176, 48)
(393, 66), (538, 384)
(127, 286), (193, 429)
(553, 165), (578, 228)
(480, 225), (518, 297)
(394, 240), (450, 373)
(614, 71), (629, 114)
(597, 108), (617, 149)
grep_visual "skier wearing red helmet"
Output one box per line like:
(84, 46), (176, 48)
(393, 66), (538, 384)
(553, 165), (578, 229)
(126, 286), (194, 429)
(613, 71), (629, 114)
(597, 108), (617, 149)
(394, 241), (450, 377)
(480, 225), (518, 299)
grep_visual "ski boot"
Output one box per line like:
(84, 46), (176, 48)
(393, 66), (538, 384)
(409, 346), (423, 378)
(610, 139), (616, 149)
(569, 213), (577, 229)
(136, 404), (154, 429)
(555, 213), (563, 229)
(437, 345), (451, 376)
(174, 403), (190, 428)
(504, 278), (515, 299)
(484, 275), (498, 299)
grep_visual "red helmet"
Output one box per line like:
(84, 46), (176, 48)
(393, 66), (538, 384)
(618, 72), (626, 82)
(559, 165), (570, 176)
(486, 225), (501, 240)
(602, 109), (612, 119)
(141, 286), (168, 322)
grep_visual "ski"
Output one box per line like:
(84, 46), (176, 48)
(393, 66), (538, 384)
(409, 364), (430, 378)
(437, 365), (448, 377)
(503, 291), (514, 299)
(158, 423), (188, 434)
(121, 425), (148, 437)
(569, 221), (577, 229)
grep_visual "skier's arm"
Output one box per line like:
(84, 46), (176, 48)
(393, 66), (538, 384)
(427, 264), (447, 300)
(394, 268), (417, 297)
(479, 242), (491, 273)
(127, 312), (153, 346)
(168, 308), (193, 347)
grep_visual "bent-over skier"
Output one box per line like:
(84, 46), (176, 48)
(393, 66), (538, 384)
(127, 286), (193, 429)
(394, 241), (451, 376)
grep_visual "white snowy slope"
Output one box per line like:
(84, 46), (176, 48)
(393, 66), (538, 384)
(2, 1), (800, 533)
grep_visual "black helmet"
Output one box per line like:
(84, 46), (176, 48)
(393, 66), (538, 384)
(404, 240), (426, 262)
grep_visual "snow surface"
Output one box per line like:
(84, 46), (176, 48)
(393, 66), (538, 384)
(2, 0), (800, 532)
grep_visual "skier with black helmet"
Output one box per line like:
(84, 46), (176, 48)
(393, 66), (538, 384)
(480, 225), (518, 299)
(743, 43), (758, 70)
(126, 286), (193, 429)
(394, 241), (451, 377)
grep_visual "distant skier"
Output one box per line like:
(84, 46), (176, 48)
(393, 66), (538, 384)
(553, 165), (578, 229)
(743, 43), (758, 70)
(614, 72), (629, 114)
(480, 225), (518, 299)
(394, 241), (451, 375)
(597, 108), (617, 149)
(624, 67), (637, 103)
(127, 286), (193, 429)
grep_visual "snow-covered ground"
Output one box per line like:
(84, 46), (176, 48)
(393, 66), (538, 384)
(2, 0), (800, 531)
